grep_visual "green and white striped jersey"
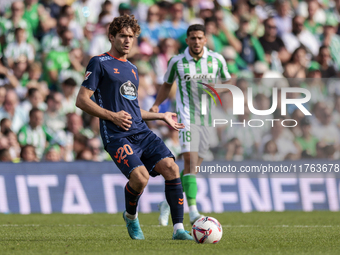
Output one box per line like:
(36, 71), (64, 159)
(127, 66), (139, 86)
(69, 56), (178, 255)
(0, 18), (33, 46)
(164, 47), (230, 126)
(17, 124), (56, 159)
(4, 42), (35, 62)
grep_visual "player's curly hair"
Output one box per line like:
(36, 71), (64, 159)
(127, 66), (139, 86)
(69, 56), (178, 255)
(108, 14), (141, 40)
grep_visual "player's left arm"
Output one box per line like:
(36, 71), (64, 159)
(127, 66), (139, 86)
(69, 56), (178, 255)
(140, 109), (184, 131)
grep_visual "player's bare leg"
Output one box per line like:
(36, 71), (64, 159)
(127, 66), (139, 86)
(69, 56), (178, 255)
(123, 166), (149, 240)
(155, 157), (193, 240)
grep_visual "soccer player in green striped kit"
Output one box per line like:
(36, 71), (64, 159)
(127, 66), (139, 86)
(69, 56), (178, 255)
(150, 24), (231, 225)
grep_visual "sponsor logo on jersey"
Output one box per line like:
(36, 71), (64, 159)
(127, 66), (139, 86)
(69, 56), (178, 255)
(120, 80), (137, 100)
(85, 71), (92, 80)
(183, 73), (215, 81)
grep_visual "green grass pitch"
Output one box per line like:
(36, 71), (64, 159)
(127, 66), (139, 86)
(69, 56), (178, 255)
(0, 212), (339, 254)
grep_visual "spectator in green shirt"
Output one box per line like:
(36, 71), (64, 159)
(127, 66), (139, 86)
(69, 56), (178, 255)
(319, 13), (340, 70)
(17, 107), (63, 159)
(304, 0), (323, 36)
(215, 9), (242, 53)
(45, 50), (70, 88)
(12, 55), (29, 89)
(44, 30), (81, 88)
(205, 16), (224, 52)
(40, 14), (79, 56)
(5, 27), (34, 69)
(23, 0), (55, 39)
(0, 1), (33, 47)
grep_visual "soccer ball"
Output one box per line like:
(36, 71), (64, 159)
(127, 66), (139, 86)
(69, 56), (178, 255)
(192, 216), (223, 244)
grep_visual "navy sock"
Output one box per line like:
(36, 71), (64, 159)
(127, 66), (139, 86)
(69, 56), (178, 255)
(165, 178), (184, 225)
(125, 182), (142, 215)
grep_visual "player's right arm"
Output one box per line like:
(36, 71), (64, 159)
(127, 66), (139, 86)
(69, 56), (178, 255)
(76, 87), (132, 131)
(76, 57), (132, 131)
(149, 56), (179, 113)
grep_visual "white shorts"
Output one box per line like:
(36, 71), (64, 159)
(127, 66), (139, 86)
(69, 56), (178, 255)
(179, 123), (212, 158)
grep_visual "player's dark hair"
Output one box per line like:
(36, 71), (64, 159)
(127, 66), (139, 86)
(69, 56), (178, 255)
(108, 14), (141, 40)
(187, 24), (206, 36)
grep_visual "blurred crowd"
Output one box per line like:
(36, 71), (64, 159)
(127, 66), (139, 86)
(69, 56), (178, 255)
(0, 0), (340, 162)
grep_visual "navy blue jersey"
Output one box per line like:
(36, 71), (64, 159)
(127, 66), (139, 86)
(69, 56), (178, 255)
(81, 52), (149, 146)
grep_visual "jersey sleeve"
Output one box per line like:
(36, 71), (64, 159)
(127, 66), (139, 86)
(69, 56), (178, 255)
(81, 56), (103, 91)
(216, 54), (231, 82)
(163, 57), (178, 84)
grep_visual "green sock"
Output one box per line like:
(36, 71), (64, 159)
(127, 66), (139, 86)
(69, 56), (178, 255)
(182, 173), (197, 206)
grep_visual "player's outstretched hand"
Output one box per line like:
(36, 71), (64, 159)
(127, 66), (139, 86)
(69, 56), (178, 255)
(112, 110), (132, 131)
(149, 105), (159, 113)
(163, 112), (185, 131)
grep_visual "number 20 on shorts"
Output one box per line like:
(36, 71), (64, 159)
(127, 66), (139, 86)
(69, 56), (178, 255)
(114, 144), (133, 163)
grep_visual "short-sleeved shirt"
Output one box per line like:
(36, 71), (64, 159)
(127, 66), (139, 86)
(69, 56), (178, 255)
(295, 135), (319, 157)
(164, 46), (231, 127)
(23, 3), (40, 36)
(259, 36), (285, 54)
(4, 42), (35, 62)
(17, 124), (61, 159)
(0, 18), (33, 46)
(81, 52), (149, 146)
(45, 51), (70, 71)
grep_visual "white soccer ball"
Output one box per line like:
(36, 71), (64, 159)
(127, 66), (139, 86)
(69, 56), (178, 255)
(192, 216), (223, 244)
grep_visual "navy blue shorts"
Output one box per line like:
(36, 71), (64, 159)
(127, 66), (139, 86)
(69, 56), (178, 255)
(105, 130), (174, 179)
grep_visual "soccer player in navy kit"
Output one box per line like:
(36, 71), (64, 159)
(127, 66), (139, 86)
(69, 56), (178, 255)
(76, 15), (193, 240)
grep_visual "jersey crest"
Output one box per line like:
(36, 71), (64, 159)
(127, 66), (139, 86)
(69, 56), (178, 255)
(120, 80), (137, 100)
